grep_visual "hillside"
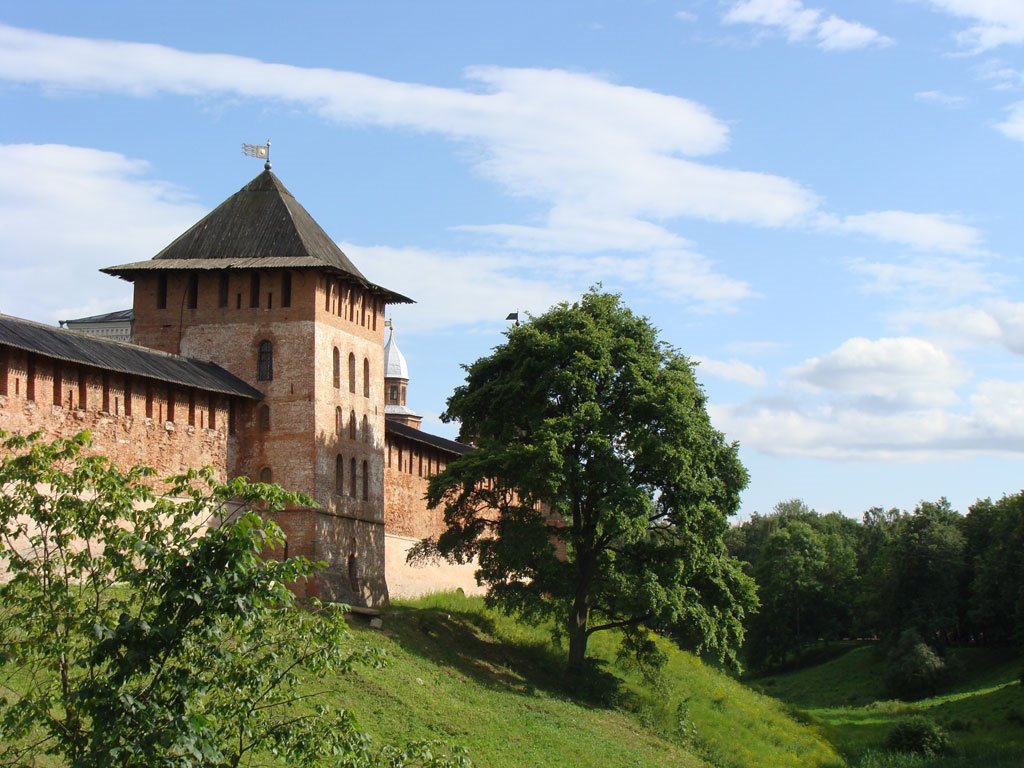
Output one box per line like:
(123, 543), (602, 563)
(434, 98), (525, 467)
(750, 643), (1024, 767)
(329, 593), (841, 768)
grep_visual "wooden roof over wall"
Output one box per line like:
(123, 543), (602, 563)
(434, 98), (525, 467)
(0, 315), (262, 399)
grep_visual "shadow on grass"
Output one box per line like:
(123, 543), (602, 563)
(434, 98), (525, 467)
(380, 604), (630, 710)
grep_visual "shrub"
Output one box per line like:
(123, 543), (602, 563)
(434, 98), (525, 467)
(883, 716), (950, 756)
(884, 629), (948, 700)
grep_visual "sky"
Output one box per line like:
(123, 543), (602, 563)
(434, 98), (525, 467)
(1, 0), (1022, 520)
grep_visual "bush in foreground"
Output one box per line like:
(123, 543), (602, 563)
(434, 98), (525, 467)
(0, 431), (469, 768)
(883, 716), (950, 757)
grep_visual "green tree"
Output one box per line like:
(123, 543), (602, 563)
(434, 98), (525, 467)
(419, 291), (756, 674)
(0, 431), (469, 768)
(965, 491), (1024, 644)
(735, 505), (858, 669)
(867, 499), (966, 644)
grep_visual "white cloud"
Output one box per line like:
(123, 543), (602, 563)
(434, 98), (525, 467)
(723, 0), (891, 50)
(693, 356), (767, 386)
(790, 336), (965, 407)
(0, 23), (820, 248)
(676, 10), (698, 23)
(896, 301), (1024, 355)
(926, 1), (1024, 52)
(914, 90), (968, 108)
(835, 211), (983, 254)
(996, 101), (1024, 141)
(712, 394), (1024, 460)
(848, 256), (995, 299)
(354, 241), (753, 328)
(0, 143), (205, 323)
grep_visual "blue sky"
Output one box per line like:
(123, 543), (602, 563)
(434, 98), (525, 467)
(1, 1), (1022, 519)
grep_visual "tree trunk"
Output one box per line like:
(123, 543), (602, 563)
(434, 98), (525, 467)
(567, 572), (591, 675)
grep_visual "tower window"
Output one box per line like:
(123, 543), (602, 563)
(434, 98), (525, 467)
(250, 273), (261, 308)
(389, 385), (398, 404)
(335, 405), (342, 435)
(362, 414), (369, 443)
(349, 410), (356, 440)
(332, 347), (340, 389)
(259, 467), (272, 483)
(186, 272), (198, 309)
(349, 457), (356, 497)
(362, 460), (369, 501)
(348, 353), (356, 394)
(157, 274), (168, 309)
(363, 358), (370, 398)
(257, 340), (273, 381)
(207, 393), (215, 429)
(335, 454), (344, 494)
(281, 271), (292, 308)
(218, 272), (229, 308)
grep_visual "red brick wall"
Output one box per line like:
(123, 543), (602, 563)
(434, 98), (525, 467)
(0, 347), (231, 481)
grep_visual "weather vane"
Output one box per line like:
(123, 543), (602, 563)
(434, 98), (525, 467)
(242, 139), (272, 170)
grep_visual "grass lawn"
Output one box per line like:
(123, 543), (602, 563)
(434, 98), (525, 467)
(330, 592), (842, 768)
(750, 643), (1024, 768)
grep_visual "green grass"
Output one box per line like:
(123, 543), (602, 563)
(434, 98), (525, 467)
(327, 592), (842, 768)
(749, 643), (1024, 768)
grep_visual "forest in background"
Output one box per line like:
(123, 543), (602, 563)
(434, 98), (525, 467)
(727, 491), (1024, 697)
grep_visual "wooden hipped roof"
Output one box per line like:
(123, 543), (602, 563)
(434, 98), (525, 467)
(103, 170), (412, 304)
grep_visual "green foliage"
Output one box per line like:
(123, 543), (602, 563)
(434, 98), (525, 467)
(0, 431), (470, 768)
(421, 290), (755, 673)
(883, 717), (950, 756)
(884, 630), (952, 700)
(729, 501), (859, 670)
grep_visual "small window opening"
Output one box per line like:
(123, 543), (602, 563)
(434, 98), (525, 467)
(335, 454), (344, 494)
(186, 272), (198, 309)
(166, 387), (175, 422)
(362, 414), (369, 443)
(362, 460), (369, 501)
(335, 405), (342, 435)
(102, 373), (110, 413)
(259, 467), (272, 483)
(250, 273), (261, 308)
(157, 274), (168, 309)
(124, 379), (133, 416)
(363, 358), (370, 398)
(145, 385), (153, 418)
(281, 272), (292, 308)
(207, 394), (216, 429)
(332, 347), (340, 389)
(218, 272), (229, 308)
(257, 340), (273, 381)
(348, 353), (356, 394)
(349, 457), (356, 497)
(52, 366), (62, 407)
(77, 367), (87, 411)
(188, 390), (196, 426)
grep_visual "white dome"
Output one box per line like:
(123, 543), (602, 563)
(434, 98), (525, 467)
(383, 328), (409, 380)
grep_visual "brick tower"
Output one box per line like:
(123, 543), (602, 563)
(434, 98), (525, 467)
(103, 168), (412, 606)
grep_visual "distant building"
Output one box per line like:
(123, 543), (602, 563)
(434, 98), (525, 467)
(60, 308), (134, 342)
(0, 168), (483, 605)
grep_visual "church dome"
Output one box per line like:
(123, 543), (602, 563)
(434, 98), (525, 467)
(384, 327), (409, 381)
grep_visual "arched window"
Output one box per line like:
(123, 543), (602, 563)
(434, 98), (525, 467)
(349, 410), (357, 440)
(259, 467), (272, 483)
(257, 340), (273, 381)
(335, 405), (342, 435)
(349, 457), (356, 497)
(363, 358), (370, 398)
(362, 460), (369, 501)
(362, 414), (369, 443)
(348, 353), (356, 393)
(335, 454), (343, 494)
(332, 347), (340, 388)
(258, 404), (270, 432)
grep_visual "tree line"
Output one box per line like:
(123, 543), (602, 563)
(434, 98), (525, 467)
(726, 492), (1024, 672)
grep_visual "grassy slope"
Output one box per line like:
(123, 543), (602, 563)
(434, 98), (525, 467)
(330, 593), (841, 768)
(750, 644), (1024, 766)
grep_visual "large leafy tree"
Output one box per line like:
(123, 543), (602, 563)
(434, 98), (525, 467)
(421, 291), (756, 673)
(0, 431), (468, 768)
